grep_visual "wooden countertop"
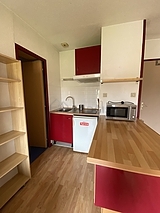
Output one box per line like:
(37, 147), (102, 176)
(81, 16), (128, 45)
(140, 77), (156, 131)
(87, 116), (160, 177)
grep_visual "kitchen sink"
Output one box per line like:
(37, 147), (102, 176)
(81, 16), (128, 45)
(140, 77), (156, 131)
(56, 107), (99, 115)
(58, 108), (72, 112)
(70, 108), (98, 114)
(69, 108), (79, 113)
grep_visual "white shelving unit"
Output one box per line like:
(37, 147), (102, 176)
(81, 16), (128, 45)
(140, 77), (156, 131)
(0, 53), (31, 208)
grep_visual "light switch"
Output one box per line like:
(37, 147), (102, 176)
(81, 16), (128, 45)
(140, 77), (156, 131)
(103, 93), (107, 97)
(131, 92), (136, 97)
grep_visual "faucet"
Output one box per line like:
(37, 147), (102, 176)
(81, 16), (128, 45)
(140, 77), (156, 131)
(65, 96), (76, 109)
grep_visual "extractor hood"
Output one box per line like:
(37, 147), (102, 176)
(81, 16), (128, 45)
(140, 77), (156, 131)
(73, 73), (100, 83)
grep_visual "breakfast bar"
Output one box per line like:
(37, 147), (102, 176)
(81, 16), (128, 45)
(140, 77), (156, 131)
(87, 116), (160, 213)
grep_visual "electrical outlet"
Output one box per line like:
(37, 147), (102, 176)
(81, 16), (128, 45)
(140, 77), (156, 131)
(103, 93), (107, 97)
(131, 92), (136, 97)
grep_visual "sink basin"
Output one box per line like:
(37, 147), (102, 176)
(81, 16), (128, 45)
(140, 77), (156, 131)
(58, 108), (72, 112)
(56, 108), (99, 115)
(69, 108), (79, 113)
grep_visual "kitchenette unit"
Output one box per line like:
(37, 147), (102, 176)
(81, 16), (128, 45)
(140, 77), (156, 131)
(50, 107), (99, 153)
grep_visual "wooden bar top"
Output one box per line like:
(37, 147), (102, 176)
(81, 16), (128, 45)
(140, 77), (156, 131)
(87, 116), (160, 177)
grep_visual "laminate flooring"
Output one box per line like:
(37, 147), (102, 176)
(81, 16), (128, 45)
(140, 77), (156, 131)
(1, 146), (101, 213)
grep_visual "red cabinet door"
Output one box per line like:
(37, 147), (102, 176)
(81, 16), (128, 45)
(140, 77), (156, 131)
(50, 113), (73, 144)
(95, 165), (160, 213)
(75, 45), (101, 75)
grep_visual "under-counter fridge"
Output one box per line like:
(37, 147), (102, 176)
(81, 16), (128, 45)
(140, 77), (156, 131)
(73, 116), (97, 153)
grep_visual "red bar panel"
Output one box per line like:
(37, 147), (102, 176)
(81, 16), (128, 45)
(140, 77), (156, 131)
(95, 165), (160, 213)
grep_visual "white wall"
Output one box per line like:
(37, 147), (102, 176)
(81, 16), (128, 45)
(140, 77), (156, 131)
(0, 4), (15, 57)
(100, 20), (143, 114)
(0, 3), (61, 110)
(145, 39), (160, 59)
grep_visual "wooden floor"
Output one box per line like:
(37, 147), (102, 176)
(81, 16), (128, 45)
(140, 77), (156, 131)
(1, 146), (101, 213)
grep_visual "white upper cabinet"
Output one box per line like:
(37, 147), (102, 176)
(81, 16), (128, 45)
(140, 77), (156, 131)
(60, 50), (75, 79)
(101, 20), (144, 80)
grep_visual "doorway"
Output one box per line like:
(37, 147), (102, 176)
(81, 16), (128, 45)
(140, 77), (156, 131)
(140, 60), (160, 134)
(15, 44), (50, 162)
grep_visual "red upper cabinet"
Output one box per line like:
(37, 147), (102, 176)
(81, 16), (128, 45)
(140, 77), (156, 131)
(75, 45), (101, 75)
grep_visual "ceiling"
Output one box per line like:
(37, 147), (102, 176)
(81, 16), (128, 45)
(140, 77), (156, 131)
(0, 0), (160, 51)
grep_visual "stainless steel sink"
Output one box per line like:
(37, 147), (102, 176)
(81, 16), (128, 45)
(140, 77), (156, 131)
(70, 108), (98, 114)
(69, 108), (79, 113)
(58, 108), (72, 112)
(56, 107), (99, 115)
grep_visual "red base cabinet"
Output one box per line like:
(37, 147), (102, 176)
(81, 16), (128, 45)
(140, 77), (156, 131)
(50, 113), (73, 144)
(95, 165), (160, 213)
(75, 45), (101, 75)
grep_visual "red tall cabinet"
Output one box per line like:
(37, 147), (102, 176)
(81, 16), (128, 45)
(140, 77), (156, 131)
(75, 45), (101, 75)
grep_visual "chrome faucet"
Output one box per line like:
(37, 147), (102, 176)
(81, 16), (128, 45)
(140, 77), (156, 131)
(65, 96), (76, 109)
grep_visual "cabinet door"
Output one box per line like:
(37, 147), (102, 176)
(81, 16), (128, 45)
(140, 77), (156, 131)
(75, 45), (101, 75)
(95, 166), (160, 213)
(50, 113), (73, 144)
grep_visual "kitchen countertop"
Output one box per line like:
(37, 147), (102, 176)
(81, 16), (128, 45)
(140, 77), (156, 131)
(50, 108), (100, 117)
(87, 115), (160, 177)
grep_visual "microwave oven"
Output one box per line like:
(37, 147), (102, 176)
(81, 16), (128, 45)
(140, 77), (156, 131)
(106, 101), (136, 121)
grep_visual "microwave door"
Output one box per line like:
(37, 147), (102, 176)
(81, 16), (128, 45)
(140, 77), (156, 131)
(115, 108), (128, 118)
(107, 107), (128, 120)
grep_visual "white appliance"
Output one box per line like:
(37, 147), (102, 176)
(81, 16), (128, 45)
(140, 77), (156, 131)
(73, 116), (97, 153)
(73, 73), (100, 83)
(106, 101), (136, 121)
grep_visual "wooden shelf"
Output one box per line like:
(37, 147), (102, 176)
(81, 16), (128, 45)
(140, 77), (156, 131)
(101, 77), (143, 84)
(0, 130), (25, 146)
(0, 107), (23, 113)
(0, 52), (31, 208)
(0, 153), (27, 178)
(0, 173), (29, 208)
(62, 77), (74, 81)
(0, 53), (18, 64)
(0, 77), (21, 83)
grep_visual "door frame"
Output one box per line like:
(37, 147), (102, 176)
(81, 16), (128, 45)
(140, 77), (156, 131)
(15, 43), (50, 147)
(137, 20), (146, 119)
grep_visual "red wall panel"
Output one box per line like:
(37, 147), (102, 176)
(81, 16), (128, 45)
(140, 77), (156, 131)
(95, 165), (160, 213)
